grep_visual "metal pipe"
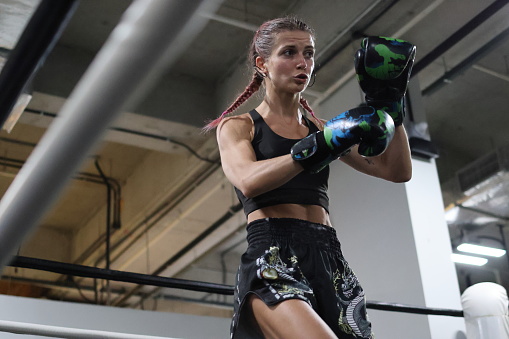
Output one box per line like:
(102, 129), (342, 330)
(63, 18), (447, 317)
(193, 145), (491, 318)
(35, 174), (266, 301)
(313, 0), (508, 106)
(115, 202), (243, 307)
(111, 179), (122, 230)
(24, 108), (218, 164)
(200, 12), (258, 31)
(312, 0), (433, 106)
(412, 0), (509, 75)
(0, 319), (175, 339)
(91, 160), (220, 270)
(472, 64), (509, 83)
(0, 0), (79, 127)
(422, 25), (509, 96)
(94, 159), (112, 305)
(0, 0), (219, 272)
(0, 154), (121, 301)
(390, 0), (444, 38)
(0, 154), (121, 189)
(0, 136), (37, 148)
(315, 0), (388, 62)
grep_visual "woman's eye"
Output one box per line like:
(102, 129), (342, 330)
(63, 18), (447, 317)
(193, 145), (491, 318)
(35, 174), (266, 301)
(283, 49), (295, 56)
(305, 50), (314, 58)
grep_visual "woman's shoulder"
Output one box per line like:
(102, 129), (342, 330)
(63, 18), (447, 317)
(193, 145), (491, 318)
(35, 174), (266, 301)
(218, 112), (253, 128)
(217, 112), (254, 139)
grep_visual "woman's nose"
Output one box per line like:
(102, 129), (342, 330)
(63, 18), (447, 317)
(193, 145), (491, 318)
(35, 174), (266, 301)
(297, 57), (307, 69)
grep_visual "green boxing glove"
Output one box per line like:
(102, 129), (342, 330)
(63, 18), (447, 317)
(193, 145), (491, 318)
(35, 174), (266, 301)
(354, 36), (416, 126)
(291, 106), (395, 173)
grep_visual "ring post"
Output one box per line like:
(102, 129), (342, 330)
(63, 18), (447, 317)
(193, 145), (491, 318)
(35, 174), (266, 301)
(461, 282), (509, 339)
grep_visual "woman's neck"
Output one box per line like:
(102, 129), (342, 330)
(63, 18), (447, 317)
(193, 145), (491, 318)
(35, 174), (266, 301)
(258, 92), (301, 118)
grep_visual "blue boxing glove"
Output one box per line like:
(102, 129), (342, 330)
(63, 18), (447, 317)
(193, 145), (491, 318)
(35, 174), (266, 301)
(291, 106), (395, 173)
(354, 36), (416, 126)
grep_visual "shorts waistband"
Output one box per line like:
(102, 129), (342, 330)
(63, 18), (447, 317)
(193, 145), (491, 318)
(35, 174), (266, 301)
(246, 218), (341, 252)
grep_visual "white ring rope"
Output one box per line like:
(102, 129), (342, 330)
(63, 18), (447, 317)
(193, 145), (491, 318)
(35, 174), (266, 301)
(0, 319), (178, 339)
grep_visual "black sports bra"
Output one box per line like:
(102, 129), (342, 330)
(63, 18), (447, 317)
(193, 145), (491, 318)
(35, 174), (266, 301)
(234, 109), (329, 216)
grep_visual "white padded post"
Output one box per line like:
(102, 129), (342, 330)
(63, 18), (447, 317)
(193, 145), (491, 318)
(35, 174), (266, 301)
(461, 282), (509, 339)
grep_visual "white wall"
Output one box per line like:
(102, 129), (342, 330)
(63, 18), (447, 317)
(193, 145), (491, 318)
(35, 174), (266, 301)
(0, 294), (230, 339)
(407, 158), (466, 339)
(318, 77), (466, 338)
(328, 160), (432, 339)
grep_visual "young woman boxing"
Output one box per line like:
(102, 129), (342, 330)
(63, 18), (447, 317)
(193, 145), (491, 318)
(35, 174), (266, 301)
(205, 16), (415, 339)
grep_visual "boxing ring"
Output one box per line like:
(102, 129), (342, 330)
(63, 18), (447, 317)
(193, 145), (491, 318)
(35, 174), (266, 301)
(0, 319), (175, 339)
(4, 256), (509, 339)
(0, 0), (508, 338)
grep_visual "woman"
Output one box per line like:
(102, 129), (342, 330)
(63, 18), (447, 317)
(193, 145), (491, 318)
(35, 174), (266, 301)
(205, 17), (412, 339)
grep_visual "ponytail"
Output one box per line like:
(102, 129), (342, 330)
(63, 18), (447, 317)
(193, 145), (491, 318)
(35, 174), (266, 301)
(299, 97), (323, 129)
(202, 74), (263, 132)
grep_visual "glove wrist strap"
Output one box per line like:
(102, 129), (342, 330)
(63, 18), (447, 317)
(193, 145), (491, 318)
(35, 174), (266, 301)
(291, 132), (351, 174)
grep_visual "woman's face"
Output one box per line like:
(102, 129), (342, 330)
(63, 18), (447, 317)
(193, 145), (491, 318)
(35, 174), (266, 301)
(257, 30), (315, 94)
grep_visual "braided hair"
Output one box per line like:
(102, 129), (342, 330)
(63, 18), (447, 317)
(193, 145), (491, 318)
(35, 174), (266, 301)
(203, 16), (322, 132)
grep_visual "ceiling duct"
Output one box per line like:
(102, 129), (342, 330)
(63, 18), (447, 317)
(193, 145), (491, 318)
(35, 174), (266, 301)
(444, 145), (509, 227)
(458, 146), (509, 196)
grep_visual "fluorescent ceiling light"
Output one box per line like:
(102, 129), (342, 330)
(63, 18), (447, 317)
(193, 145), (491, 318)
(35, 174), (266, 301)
(451, 253), (488, 266)
(473, 216), (500, 225)
(457, 243), (506, 257)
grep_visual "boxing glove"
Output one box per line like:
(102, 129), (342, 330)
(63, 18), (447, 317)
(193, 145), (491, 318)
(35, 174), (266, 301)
(291, 106), (395, 173)
(354, 36), (416, 126)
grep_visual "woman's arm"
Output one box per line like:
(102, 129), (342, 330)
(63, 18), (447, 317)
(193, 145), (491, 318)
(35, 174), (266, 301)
(340, 125), (412, 182)
(217, 115), (304, 198)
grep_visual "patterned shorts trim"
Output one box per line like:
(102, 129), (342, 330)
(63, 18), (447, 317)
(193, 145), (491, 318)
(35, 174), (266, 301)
(230, 218), (373, 339)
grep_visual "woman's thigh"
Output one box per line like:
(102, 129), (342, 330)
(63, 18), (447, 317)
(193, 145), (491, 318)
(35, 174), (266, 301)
(248, 295), (338, 339)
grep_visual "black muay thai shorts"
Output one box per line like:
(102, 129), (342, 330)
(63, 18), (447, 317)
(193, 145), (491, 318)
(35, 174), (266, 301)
(230, 217), (373, 339)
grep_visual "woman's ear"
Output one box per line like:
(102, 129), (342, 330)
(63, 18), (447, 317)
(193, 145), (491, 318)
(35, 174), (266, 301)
(255, 56), (267, 75)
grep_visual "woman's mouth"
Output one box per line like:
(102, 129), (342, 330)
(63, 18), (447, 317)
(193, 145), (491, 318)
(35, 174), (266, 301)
(294, 74), (308, 83)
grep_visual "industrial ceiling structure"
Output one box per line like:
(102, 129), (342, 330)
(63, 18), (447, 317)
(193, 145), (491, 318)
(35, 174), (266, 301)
(0, 0), (508, 318)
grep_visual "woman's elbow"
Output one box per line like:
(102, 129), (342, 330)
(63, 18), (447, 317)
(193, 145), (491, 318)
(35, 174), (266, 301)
(389, 168), (412, 183)
(240, 188), (256, 199)
(392, 174), (412, 183)
(236, 179), (259, 199)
